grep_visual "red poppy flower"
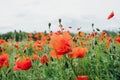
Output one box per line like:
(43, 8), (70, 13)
(0, 53), (9, 68)
(15, 54), (22, 59)
(33, 54), (40, 60)
(115, 37), (120, 43)
(0, 39), (6, 45)
(107, 11), (114, 20)
(15, 44), (19, 49)
(79, 32), (85, 37)
(34, 34), (39, 39)
(100, 31), (107, 36)
(28, 33), (33, 37)
(55, 31), (62, 35)
(90, 32), (98, 38)
(41, 54), (49, 64)
(78, 76), (88, 80)
(49, 31), (73, 58)
(13, 57), (32, 71)
(50, 50), (63, 59)
(69, 47), (88, 58)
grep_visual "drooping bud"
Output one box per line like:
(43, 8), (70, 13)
(96, 28), (100, 31)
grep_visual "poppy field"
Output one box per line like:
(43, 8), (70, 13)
(0, 13), (120, 80)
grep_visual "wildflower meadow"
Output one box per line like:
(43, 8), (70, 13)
(0, 12), (120, 80)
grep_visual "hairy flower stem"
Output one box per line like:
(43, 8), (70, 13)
(64, 55), (77, 79)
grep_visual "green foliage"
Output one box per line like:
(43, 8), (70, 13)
(0, 30), (120, 80)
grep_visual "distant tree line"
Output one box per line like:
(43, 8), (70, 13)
(0, 30), (119, 41)
(0, 30), (48, 41)
(103, 30), (119, 38)
(0, 30), (27, 41)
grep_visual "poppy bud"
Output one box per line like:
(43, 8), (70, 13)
(94, 40), (98, 45)
(112, 46), (116, 50)
(92, 23), (94, 27)
(73, 37), (77, 42)
(46, 62), (49, 66)
(92, 46), (94, 49)
(59, 19), (61, 24)
(104, 51), (108, 54)
(109, 48), (112, 53)
(50, 57), (53, 61)
(96, 28), (100, 31)
(48, 23), (51, 29)
(65, 62), (69, 68)
(24, 49), (26, 53)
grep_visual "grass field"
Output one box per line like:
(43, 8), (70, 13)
(0, 21), (120, 80)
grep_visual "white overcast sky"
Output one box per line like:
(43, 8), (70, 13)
(0, 0), (120, 33)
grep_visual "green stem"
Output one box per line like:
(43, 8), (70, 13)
(64, 55), (77, 79)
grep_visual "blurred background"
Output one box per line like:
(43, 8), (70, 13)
(0, 0), (120, 33)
